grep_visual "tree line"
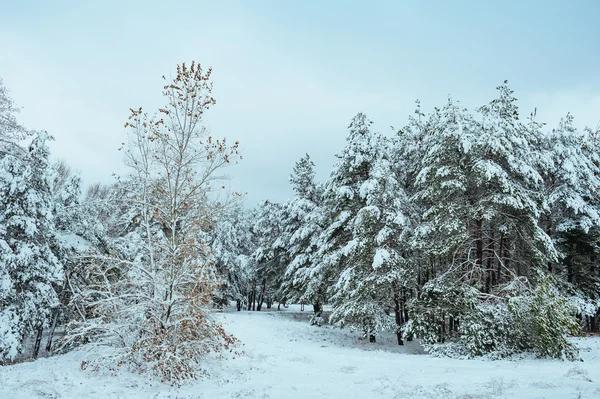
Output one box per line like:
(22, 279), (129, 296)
(221, 82), (600, 360)
(1, 70), (599, 385)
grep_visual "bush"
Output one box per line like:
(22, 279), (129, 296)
(509, 274), (581, 360)
(406, 274), (581, 360)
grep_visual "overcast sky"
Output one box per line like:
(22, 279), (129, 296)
(2, 1), (599, 206)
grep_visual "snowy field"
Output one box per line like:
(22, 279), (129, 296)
(1, 307), (599, 399)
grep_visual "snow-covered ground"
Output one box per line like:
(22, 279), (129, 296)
(1, 307), (599, 399)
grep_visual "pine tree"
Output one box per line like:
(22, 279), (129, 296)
(211, 205), (254, 311)
(0, 132), (63, 363)
(315, 113), (410, 342)
(251, 200), (287, 311)
(280, 154), (327, 316)
(543, 114), (600, 285)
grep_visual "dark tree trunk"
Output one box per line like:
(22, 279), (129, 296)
(369, 334), (376, 343)
(252, 278), (257, 311)
(236, 299), (241, 311)
(392, 281), (404, 345)
(497, 233), (504, 284)
(46, 275), (73, 353)
(476, 219), (483, 271)
(502, 236), (510, 277)
(546, 217), (553, 272)
(403, 289), (412, 341)
(45, 308), (60, 353)
(256, 278), (266, 311)
(566, 243), (575, 283)
(33, 326), (43, 359)
(313, 301), (322, 316)
(440, 314), (446, 343)
(486, 230), (494, 293)
(248, 278), (256, 311)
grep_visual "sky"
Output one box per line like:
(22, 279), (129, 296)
(1, 1), (599, 206)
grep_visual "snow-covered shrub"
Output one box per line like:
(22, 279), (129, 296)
(509, 274), (581, 360)
(458, 301), (516, 358)
(404, 279), (465, 347)
(407, 275), (581, 360)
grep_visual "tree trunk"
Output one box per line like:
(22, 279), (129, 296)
(252, 278), (257, 311)
(313, 301), (322, 316)
(497, 233), (504, 284)
(486, 230), (494, 293)
(403, 289), (412, 341)
(503, 236), (510, 275)
(440, 314), (446, 343)
(45, 308), (60, 353)
(256, 278), (266, 311)
(476, 219), (483, 271)
(392, 281), (404, 345)
(566, 243), (575, 283)
(546, 217), (553, 272)
(236, 299), (241, 311)
(46, 277), (69, 353)
(33, 326), (44, 359)
(368, 320), (376, 343)
(247, 278), (255, 311)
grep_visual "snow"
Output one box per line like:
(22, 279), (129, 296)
(372, 247), (390, 269)
(56, 232), (91, 252)
(1, 308), (599, 398)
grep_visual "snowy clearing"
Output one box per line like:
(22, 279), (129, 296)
(1, 307), (599, 399)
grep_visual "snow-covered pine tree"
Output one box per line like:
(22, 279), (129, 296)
(411, 96), (477, 299)
(210, 205), (254, 311)
(407, 83), (579, 358)
(473, 83), (555, 279)
(0, 131), (63, 363)
(541, 114), (600, 332)
(251, 200), (288, 311)
(280, 154), (328, 317)
(543, 114), (600, 280)
(315, 113), (409, 342)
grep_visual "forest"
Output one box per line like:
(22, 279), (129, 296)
(1, 63), (599, 387)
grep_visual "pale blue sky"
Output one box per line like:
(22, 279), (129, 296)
(2, 1), (599, 205)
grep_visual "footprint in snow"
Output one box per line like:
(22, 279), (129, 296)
(339, 365), (356, 374)
(288, 356), (314, 364)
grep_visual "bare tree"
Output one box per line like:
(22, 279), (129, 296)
(62, 62), (240, 384)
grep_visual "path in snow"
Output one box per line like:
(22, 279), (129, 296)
(1, 307), (599, 398)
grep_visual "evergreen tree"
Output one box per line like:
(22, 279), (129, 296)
(0, 132), (63, 363)
(280, 154), (327, 315)
(315, 113), (410, 342)
(251, 200), (287, 311)
(211, 205), (254, 311)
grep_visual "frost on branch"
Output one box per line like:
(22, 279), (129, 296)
(60, 62), (240, 384)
